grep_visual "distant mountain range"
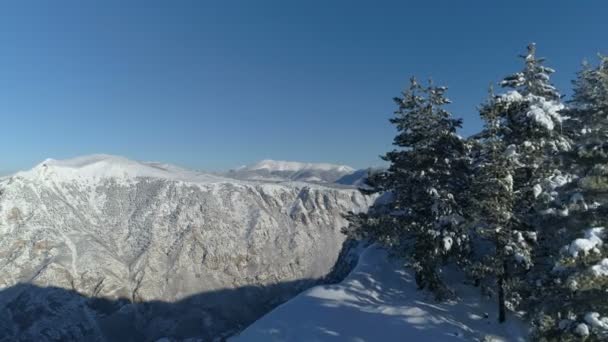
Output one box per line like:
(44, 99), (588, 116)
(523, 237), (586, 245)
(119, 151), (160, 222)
(224, 159), (370, 186)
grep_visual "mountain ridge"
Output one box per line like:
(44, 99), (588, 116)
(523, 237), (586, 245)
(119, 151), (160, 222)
(241, 159), (355, 173)
(226, 158), (362, 185)
(0, 154), (374, 340)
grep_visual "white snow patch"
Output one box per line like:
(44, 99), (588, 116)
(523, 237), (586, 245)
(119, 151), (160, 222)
(557, 207), (569, 217)
(443, 236), (453, 251)
(568, 227), (605, 258)
(546, 172), (574, 191)
(591, 259), (608, 277)
(574, 323), (590, 337)
(570, 192), (588, 211)
(584, 312), (608, 330)
(533, 184), (542, 198)
(504, 145), (518, 159)
(498, 90), (523, 103)
(497, 90), (564, 131)
(233, 246), (528, 341)
(525, 96), (564, 131)
(514, 252), (527, 264)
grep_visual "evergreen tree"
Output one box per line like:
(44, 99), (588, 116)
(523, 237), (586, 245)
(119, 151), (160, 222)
(501, 43), (561, 101)
(345, 78), (471, 299)
(532, 55), (608, 341)
(497, 43), (569, 187)
(467, 44), (569, 324)
(467, 88), (518, 323)
(494, 43), (569, 271)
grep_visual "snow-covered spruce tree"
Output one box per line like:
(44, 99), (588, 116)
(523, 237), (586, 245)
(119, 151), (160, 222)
(497, 43), (570, 187)
(467, 88), (519, 323)
(345, 77), (471, 299)
(531, 55), (608, 341)
(467, 44), (569, 325)
(497, 43), (570, 268)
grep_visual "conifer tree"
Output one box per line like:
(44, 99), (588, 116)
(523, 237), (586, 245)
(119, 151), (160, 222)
(467, 44), (568, 324)
(346, 78), (471, 299)
(532, 56), (608, 340)
(467, 88), (518, 323)
(498, 43), (569, 190)
(494, 43), (569, 268)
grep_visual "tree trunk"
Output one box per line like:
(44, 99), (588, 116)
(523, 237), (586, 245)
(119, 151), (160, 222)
(498, 261), (507, 323)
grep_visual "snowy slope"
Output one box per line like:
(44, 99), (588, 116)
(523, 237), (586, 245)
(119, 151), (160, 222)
(225, 159), (357, 184)
(0, 155), (374, 340)
(233, 246), (528, 342)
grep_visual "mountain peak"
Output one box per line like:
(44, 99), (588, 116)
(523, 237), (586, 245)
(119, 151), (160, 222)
(15, 154), (224, 183)
(244, 159), (355, 173)
(226, 159), (358, 184)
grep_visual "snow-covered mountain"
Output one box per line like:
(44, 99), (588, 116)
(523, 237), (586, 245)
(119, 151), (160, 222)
(224, 159), (357, 184)
(0, 155), (373, 340)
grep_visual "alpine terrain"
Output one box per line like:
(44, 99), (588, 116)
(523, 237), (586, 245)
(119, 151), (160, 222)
(225, 160), (358, 184)
(0, 155), (373, 340)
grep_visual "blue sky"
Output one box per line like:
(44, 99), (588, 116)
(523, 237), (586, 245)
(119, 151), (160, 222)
(1, 1), (606, 173)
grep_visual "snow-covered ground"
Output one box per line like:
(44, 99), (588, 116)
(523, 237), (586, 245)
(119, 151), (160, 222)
(233, 246), (528, 342)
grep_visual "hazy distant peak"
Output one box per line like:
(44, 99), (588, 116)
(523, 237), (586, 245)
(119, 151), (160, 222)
(244, 159), (355, 173)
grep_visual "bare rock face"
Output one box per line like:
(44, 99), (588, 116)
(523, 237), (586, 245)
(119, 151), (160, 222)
(0, 155), (372, 340)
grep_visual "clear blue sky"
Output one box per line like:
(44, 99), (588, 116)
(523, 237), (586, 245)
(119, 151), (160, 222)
(1, 1), (606, 173)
